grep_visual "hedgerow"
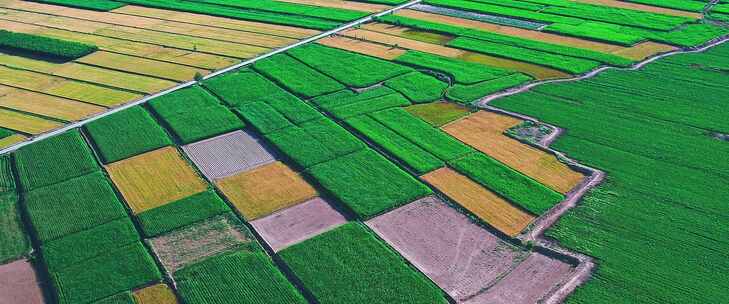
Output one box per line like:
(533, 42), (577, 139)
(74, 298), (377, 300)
(0, 30), (97, 60)
(346, 115), (444, 175)
(279, 222), (448, 303)
(446, 73), (533, 104)
(384, 72), (448, 103)
(394, 50), (512, 84)
(234, 102), (293, 134)
(307, 149), (432, 218)
(0, 193), (29, 264)
(41, 217), (139, 272)
(24, 171), (128, 243)
(14, 130), (99, 192)
(370, 108), (474, 161)
(85, 106), (172, 163)
(137, 190), (230, 237)
(288, 44), (414, 87)
(253, 54), (344, 98)
(449, 152), (564, 215)
(175, 250), (306, 304)
(52, 242), (162, 304)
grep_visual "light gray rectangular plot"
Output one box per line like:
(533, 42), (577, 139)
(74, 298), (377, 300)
(183, 130), (275, 180)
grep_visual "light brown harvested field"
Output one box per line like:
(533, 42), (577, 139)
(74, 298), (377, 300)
(362, 23), (455, 45)
(77, 52), (210, 82)
(463, 253), (575, 304)
(0, 259), (44, 304)
(458, 51), (571, 80)
(366, 196), (527, 302)
(250, 197), (348, 252)
(0, 86), (105, 121)
(0, 53), (176, 93)
(0, 134), (26, 149)
(106, 146), (208, 214)
(0, 108), (63, 134)
(0, 65), (141, 107)
(133, 284), (178, 304)
(149, 213), (253, 273)
(396, 9), (625, 52)
(0, 19), (237, 70)
(182, 130), (276, 180)
(216, 161), (318, 221)
(317, 36), (407, 60)
(4, 1), (297, 48)
(571, 0), (701, 18)
(341, 28), (465, 57)
(612, 42), (677, 61)
(113, 5), (319, 39)
(278, 0), (388, 12)
(422, 168), (534, 237)
(443, 111), (584, 194)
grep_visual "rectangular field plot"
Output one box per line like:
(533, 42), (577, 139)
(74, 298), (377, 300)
(0, 260), (44, 304)
(367, 196), (527, 302)
(279, 222), (448, 304)
(444, 111), (584, 194)
(0, 108), (63, 135)
(136, 190), (230, 238)
(0, 193), (29, 263)
(149, 213), (257, 274)
(216, 161), (318, 221)
(182, 130), (275, 180)
(133, 284), (178, 304)
(422, 168), (534, 237)
(250, 197), (348, 252)
(175, 250), (306, 304)
(106, 147), (208, 214)
(77, 52), (210, 82)
(0, 86), (105, 122)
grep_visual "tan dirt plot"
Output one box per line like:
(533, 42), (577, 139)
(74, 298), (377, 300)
(250, 197), (348, 252)
(0, 9), (270, 59)
(0, 259), (44, 304)
(0, 19), (237, 70)
(396, 9), (625, 53)
(149, 213), (254, 274)
(443, 111), (584, 194)
(0, 108), (63, 134)
(612, 41), (677, 61)
(367, 196), (527, 302)
(216, 161), (318, 221)
(278, 0), (388, 12)
(5, 1), (297, 48)
(342, 28), (465, 57)
(0, 86), (105, 121)
(0, 53), (176, 94)
(463, 253), (575, 304)
(571, 0), (701, 18)
(317, 36), (407, 60)
(0, 65), (141, 107)
(0, 134), (26, 149)
(106, 146), (208, 214)
(134, 284), (178, 304)
(422, 168), (534, 237)
(113, 5), (319, 39)
(77, 52), (210, 82)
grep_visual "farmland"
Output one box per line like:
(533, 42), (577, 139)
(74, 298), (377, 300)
(0, 0), (727, 303)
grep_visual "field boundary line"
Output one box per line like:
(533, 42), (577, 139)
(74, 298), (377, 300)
(0, 0), (422, 155)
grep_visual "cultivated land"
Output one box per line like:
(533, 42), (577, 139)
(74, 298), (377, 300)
(1, 0), (728, 303)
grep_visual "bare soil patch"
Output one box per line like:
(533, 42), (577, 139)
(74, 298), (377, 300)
(183, 130), (275, 180)
(366, 196), (526, 302)
(250, 197), (347, 252)
(0, 259), (44, 304)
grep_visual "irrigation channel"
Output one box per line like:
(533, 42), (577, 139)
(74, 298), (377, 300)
(0, 0), (423, 155)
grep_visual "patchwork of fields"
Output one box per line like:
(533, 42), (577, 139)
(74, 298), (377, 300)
(0, 0), (727, 303)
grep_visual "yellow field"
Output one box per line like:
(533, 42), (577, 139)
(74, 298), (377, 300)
(571, 0), (701, 18)
(457, 51), (571, 80)
(318, 36), (407, 60)
(216, 161), (318, 221)
(397, 9), (625, 53)
(106, 146), (208, 214)
(0, 108), (63, 134)
(343, 28), (465, 57)
(362, 23), (456, 45)
(113, 5), (319, 39)
(133, 284), (178, 304)
(0, 86), (105, 121)
(0, 133), (26, 149)
(277, 0), (388, 12)
(77, 52), (209, 82)
(443, 111), (584, 194)
(423, 168), (534, 237)
(612, 42), (677, 61)
(0, 53), (176, 94)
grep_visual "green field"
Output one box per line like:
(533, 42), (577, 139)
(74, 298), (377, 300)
(137, 190), (231, 237)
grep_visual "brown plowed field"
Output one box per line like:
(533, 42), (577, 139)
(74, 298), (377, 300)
(0, 259), (44, 304)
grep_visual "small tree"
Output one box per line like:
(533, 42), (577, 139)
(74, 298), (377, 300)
(194, 72), (204, 82)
